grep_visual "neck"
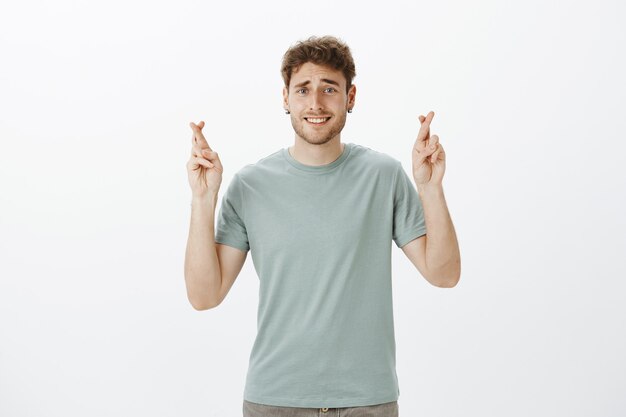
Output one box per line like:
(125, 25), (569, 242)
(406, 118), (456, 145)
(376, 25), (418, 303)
(288, 137), (345, 166)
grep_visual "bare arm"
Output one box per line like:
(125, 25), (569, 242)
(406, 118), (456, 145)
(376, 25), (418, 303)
(404, 111), (461, 287)
(184, 194), (222, 310)
(184, 193), (248, 310)
(184, 120), (248, 310)
(401, 185), (460, 287)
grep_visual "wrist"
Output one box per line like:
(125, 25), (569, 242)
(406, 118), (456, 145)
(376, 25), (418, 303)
(191, 192), (218, 207)
(415, 182), (444, 196)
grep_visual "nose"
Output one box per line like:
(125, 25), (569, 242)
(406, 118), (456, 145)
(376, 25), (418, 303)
(308, 90), (324, 111)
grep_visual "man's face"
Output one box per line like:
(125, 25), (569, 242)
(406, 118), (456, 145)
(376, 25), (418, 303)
(283, 62), (356, 146)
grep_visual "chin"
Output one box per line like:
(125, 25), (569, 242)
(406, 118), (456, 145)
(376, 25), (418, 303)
(302, 130), (340, 145)
(292, 118), (344, 145)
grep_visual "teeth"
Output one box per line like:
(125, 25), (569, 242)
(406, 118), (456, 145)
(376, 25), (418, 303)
(307, 118), (328, 124)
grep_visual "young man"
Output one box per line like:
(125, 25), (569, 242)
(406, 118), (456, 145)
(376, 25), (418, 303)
(184, 35), (461, 416)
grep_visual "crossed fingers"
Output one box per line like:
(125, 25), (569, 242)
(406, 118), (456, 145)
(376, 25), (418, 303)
(415, 111), (443, 163)
(189, 120), (219, 170)
(190, 121), (212, 156)
(416, 111), (436, 147)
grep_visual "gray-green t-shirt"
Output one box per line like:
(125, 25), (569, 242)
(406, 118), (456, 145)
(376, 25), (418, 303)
(214, 142), (426, 408)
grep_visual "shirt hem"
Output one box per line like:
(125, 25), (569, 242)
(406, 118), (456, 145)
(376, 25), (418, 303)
(243, 391), (399, 408)
(395, 226), (427, 248)
(214, 237), (249, 252)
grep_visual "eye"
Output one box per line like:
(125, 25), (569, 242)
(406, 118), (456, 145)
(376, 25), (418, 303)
(324, 87), (336, 93)
(296, 88), (307, 94)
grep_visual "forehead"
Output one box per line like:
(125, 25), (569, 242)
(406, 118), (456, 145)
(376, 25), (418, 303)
(290, 62), (345, 86)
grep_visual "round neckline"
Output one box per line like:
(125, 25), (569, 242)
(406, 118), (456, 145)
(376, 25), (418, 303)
(282, 143), (353, 173)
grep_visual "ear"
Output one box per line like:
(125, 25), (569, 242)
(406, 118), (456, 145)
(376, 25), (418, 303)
(282, 86), (289, 110)
(347, 84), (357, 107)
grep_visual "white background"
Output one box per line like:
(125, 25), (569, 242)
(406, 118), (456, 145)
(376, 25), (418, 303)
(1, 0), (625, 416)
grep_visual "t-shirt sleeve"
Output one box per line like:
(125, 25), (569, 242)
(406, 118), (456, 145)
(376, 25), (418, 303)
(214, 173), (250, 252)
(392, 162), (427, 248)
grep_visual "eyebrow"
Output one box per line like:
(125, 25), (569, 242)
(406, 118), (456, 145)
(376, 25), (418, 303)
(293, 78), (340, 88)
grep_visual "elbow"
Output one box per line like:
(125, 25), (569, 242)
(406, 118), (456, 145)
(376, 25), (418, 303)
(434, 275), (460, 288)
(191, 302), (212, 311)
(184, 273), (221, 311)
(429, 264), (461, 288)
(190, 300), (218, 311)
(188, 294), (219, 311)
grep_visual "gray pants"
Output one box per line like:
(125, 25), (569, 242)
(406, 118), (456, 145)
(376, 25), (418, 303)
(243, 399), (399, 417)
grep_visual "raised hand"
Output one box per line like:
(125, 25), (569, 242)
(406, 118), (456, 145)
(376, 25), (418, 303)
(186, 120), (224, 197)
(412, 111), (446, 187)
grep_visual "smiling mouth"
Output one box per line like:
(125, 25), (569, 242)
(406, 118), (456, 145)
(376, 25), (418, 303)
(304, 117), (331, 125)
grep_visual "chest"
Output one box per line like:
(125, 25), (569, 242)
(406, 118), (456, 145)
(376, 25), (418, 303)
(244, 171), (393, 253)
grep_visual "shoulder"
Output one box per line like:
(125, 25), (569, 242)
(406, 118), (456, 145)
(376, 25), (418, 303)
(349, 143), (403, 175)
(230, 148), (283, 186)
